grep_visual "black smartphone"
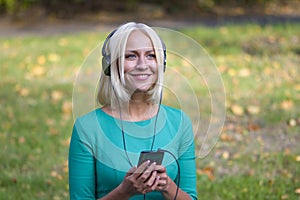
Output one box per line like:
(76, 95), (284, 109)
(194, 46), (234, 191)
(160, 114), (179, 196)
(137, 150), (165, 167)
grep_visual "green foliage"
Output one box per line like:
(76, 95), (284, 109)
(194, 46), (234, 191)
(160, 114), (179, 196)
(0, 0), (15, 12)
(0, 0), (38, 13)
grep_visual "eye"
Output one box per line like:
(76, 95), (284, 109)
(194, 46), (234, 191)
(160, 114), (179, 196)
(147, 53), (156, 59)
(125, 54), (136, 60)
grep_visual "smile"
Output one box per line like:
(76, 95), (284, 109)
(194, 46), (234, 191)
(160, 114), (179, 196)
(131, 74), (151, 80)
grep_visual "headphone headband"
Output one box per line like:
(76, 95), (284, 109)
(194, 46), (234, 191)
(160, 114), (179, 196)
(102, 29), (167, 76)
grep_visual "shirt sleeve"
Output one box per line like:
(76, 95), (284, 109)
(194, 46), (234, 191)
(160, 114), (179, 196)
(177, 112), (198, 200)
(69, 122), (96, 200)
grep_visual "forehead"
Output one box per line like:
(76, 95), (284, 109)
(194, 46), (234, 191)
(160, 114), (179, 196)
(125, 30), (154, 50)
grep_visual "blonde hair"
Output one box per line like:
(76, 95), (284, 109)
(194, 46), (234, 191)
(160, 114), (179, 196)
(97, 22), (165, 108)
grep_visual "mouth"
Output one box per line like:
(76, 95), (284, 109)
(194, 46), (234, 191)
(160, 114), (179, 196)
(131, 74), (151, 81)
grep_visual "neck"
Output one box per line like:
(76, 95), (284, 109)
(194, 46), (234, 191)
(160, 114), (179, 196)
(126, 94), (157, 121)
(103, 92), (159, 121)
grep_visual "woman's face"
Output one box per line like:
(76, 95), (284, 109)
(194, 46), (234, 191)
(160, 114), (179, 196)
(123, 30), (158, 93)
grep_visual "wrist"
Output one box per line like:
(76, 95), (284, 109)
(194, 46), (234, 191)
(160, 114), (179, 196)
(161, 177), (172, 194)
(116, 183), (131, 199)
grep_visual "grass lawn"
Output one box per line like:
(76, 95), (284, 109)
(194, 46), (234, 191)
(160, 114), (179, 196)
(1, 22), (300, 199)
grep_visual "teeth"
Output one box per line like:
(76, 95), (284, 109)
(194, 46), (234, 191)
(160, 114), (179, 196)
(136, 75), (148, 78)
(133, 74), (149, 78)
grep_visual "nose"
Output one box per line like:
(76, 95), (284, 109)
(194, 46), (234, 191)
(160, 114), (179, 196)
(136, 55), (148, 70)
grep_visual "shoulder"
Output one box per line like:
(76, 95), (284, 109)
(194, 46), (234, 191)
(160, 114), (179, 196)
(74, 109), (101, 128)
(161, 105), (190, 121)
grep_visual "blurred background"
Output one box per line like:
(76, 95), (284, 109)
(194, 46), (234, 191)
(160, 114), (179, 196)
(0, 0), (300, 199)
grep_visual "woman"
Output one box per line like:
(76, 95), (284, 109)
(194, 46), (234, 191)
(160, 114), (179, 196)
(69, 22), (197, 200)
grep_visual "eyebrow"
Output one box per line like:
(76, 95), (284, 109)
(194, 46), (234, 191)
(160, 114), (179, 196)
(125, 49), (155, 53)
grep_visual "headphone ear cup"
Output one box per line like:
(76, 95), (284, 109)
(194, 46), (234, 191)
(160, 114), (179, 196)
(163, 50), (167, 72)
(102, 56), (111, 76)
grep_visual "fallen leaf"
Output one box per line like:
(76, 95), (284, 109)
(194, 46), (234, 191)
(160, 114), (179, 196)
(222, 151), (230, 160)
(247, 105), (260, 115)
(296, 155), (300, 162)
(295, 188), (300, 194)
(197, 167), (215, 181)
(231, 104), (244, 116)
(288, 118), (297, 127)
(247, 123), (261, 131)
(49, 127), (59, 136)
(51, 90), (63, 102)
(51, 171), (58, 177)
(48, 53), (60, 63)
(281, 100), (294, 110)
(32, 65), (46, 77)
(294, 84), (300, 91)
(220, 133), (234, 142)
(228, 68), (237, 77)
(62, 101), (72, 115)
(62, 137), (71, 147)
(37, 55), (46, 65)
(239, 68), (251, 77)
(16, 87), (30, 97)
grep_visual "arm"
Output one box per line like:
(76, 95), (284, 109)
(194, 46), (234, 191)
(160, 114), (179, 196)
(154, 143), (197, 200)
(154, 111), (198, 200)
(68, 126), (96, 199)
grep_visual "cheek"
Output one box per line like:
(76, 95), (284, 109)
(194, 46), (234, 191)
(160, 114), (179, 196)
(150, 63), (158, 73)
(123, 61), (135, 73)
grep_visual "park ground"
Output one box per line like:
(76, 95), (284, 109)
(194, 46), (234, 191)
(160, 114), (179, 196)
(1, 1), (300, 199)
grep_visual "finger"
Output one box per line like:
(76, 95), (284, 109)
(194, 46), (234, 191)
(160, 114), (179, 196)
(150, 175), (160, 191)
(156, 176), (169, 191)
(154, 165), (166, 173)
(142, 176), (159, 195)
(132, 160), (150, 178)
(144, 170), (157, 188)
(137, 162), (157, 184)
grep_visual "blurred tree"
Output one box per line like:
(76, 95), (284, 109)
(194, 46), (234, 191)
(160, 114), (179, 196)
(0, 0), (286, 19)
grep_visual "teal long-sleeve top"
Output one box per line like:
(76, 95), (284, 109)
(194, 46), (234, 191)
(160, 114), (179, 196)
(69, 105), (198, 200)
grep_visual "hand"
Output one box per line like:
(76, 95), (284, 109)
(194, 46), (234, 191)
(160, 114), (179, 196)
(120, 161), (161, 196)
(153, 165), (170, 192)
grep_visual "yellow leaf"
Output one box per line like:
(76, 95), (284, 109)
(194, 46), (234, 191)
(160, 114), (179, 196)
(220, 133), (234, 142)
(62, 101), (72, 115)
(295, 188), (300, 194)
(247, 105), (260, 115)
(19, 88), (30, 97)
(51, 90), (63, 102)
(228, 68), (237, 77)
(222, 151), (230, 160)
(62, 137), (71, 147)
(32, 66), (45, 77)
(281, 100), (294, 110)
(231, 104), (244, 116)
(296, 155), (300, 162)
(294, 84), (300, 91)
(239, 68), (251, 77)
(48, 53), (60, 63)
(37, 55), (46, 65)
